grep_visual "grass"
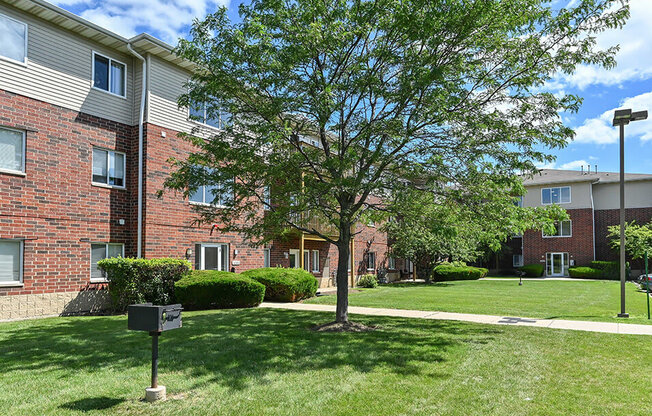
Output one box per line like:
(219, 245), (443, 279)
(1, 308), (651, 415)
(307, 279), (652, 324)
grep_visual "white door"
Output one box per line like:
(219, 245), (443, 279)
(546, 252), (565, 276)
(289, 249), (300, 268)
(201, 244), (223, 271)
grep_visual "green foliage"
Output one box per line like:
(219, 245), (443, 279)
(97, 257), (191, 311)
(175, 271), (265, 310)
(431, 265), (488, 282)
(357, 274), (379, 288)
(590, 261), (630, 280)
(607, 220), (652, 260)
(241, 267), (317, 302)
(568, 267), (603, 279)
(519, 264), (544, 277)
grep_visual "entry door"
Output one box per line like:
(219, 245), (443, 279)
(547, 253), (565, 276)
(201, 244), (223, 271)
(289, 249), (300, 268)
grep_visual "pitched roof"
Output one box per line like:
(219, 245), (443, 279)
(522, 169), (652, 186)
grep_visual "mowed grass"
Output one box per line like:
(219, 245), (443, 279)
(306, 279), (652, 324)
(0, 308), (651, 416)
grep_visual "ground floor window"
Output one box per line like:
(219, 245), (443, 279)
(367, 252), (376, 271)
(311, 250), (319, 273)
(513, 254), (523, 267)
(303, 249), (310, 272)
(545, 252), (569, 276)
(264, 248), (270, 268)
(289, 249), (300, 268)
(91, 243), (124, 281)
(0, 239), (22, 285)
(388, 256), (395, 270)
(195, 243), (229, 271)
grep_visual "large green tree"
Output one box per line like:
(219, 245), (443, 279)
(608, 220), (652, 260)
(164, 0), (628, 325)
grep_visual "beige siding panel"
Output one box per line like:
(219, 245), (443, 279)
(0, 4), (134, 125)
(593, 181), (652, 210)
(523, 182), (592, 209)
(148, 54), (195, 132)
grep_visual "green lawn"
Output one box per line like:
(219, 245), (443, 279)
(1, 309), (651, 415)
(307, 279), (652, 324)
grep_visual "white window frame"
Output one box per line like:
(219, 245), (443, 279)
(0, 126), (26, 176)
(92, 147), (126, 189)
(513, 254), (523, 267)
(0, 239), (23, 287)
(542, 220), (572, 238)
(388, 256), (395, 270)
(90, 242), (124, 282)
(0, 13), (28, 66)
(311, 249), (319, 273)
(198, 243), (229, 271)
(367, 252), (376, 271)
(264, 248), (271, 268)
(91, 51), (127, 99)
(541, 186), (571, 205)
(263, 186), (271, 210)
(187, 100), (231, 130)
(303, 249), (310, 272)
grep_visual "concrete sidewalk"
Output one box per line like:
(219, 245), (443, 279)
(260, 302), (652, 336)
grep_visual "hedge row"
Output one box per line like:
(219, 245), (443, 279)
(568, 267), (603, 279)
(174, 271), (265, 309)
(241, 267), (318, 302)
(519, 264), (544, 277)
(431, 265), (488, 281)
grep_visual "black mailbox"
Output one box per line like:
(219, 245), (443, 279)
(128, 303), (183, 333)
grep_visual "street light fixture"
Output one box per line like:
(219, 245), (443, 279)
(612, 108), (648, 318)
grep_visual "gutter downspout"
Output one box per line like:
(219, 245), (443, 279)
(127, 44), (147, 258)
(590, 180), (598, 261)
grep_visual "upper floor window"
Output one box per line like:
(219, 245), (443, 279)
(0, 13), (27, 64)
(92, 147), (125, 188)
(93, 52), (126, 97)
(0, 127), (25, 174)
(543, 220), (572, 237)
(514, 196), (523, 208)
(90, 243), (123, 282)
(0, 239), (23, 286)
(263, 185), (271, 210)
(541, 186), (570, 205)
(189, 170), (234, 207)
(189, 101), (232, 129)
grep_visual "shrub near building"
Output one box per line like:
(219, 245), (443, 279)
(241, 268), (318, 302)
(174, 271), (265, 309)
(431, 264), (488, 281)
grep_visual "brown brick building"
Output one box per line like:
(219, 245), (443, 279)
(0, 0), (393, 319)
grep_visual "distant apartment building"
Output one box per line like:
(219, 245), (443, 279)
(0, 0), (394, 319)
(493, 168), (652, 276)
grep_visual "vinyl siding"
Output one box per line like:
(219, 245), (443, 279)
(523, 182), (592, 209)
(148, 54), (193, 132)
(0, 3), (134, 125)
(593, 180), (652, 210)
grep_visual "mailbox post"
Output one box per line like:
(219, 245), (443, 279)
(128, 303), (183, 402)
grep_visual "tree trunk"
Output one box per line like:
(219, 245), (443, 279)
(335, 231), (351, 323)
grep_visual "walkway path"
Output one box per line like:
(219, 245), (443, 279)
(260, 302), (652, 335)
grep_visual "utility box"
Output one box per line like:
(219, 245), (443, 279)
(128, 303), (183, 333)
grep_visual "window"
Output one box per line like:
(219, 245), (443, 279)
(514, 196), (523, 208)
(303, 249), (310, 272)
(92, 52), (126, 97)
(195, 243), (229, 271)
(0, 13), (27, 64)
(367, 252), (376, 271)
(189, 101), (232, 129)
(264, 248), (271, 268)
(513, 254), (523, 267)
(263, 186), (271, 210)
(0, 240), (22, 285)
(388, 256), (395, 269)
(0, 127), (25, 174)
(189, 171), (234, 206)
(311, 250), (319, 273)
(541, 186), (570, 205)
(90, 243), (123, 281)
(92, 148), (125, 187)
(543, 220), (572, 237)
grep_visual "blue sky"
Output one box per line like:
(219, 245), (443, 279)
(51, 0), (652, 174)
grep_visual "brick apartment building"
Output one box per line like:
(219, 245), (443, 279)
(492, 168), (652, 276)
(0, 0), (396, 319)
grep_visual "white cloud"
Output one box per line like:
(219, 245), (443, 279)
(51, 0), (230, 44)
(573, 91), (652, 144)
(554, 0), (652, 89)
(536, 159), (591, 170)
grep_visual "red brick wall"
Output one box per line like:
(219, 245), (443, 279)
(0, 90), (136, 295)
(523, 208), (594, 269)
(594, 207), (652, 269)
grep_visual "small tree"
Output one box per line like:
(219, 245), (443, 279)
(163, 0), (628, 326)
(608, 220), (652, 261)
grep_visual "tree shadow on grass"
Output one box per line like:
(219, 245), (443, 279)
(0, 308), (500, 392)
(59, 397), (125, 412)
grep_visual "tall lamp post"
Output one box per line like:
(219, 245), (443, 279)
(612, 109), (648, 318)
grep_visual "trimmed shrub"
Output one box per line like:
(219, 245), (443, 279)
(357, 274), (379, 288)
(174, 271), (265, 309)
(241, 267), (318, 302)
(431, 265), (488, 281)
(519, 264), (544, 277)
(568, 266), (603, 279)
(590, 261), (630, 280)
(97, 257), (191, 311)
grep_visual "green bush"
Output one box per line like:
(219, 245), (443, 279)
(174, 271), (265, 309)
(431, 265), (488, 281)
(519, 264), (544, 277)
(568, 266), (603, 279)
(357, 274), (379, 288)
(590, 261), (630, 280)
(240, 267), (318, 302)
(97, 257), (191, 311)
